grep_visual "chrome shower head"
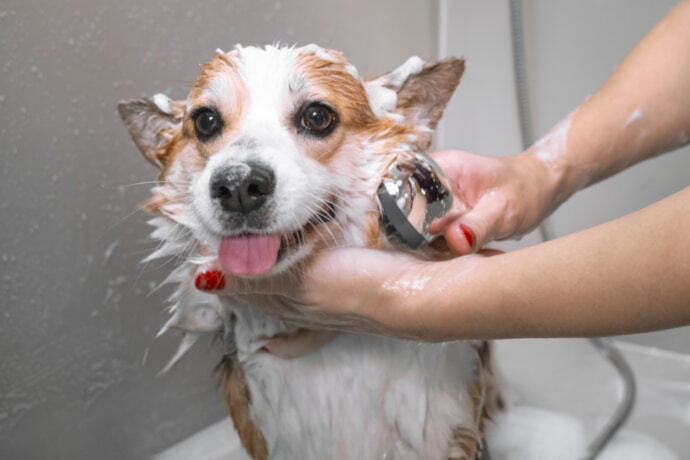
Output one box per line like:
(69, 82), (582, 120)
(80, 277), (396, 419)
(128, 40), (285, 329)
(377, 152), (453, 249)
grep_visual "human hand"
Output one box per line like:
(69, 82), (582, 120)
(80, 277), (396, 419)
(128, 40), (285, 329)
(197, 246), (499, 341)
(197, 248), (429, 338)
(429, 149), (562, 254)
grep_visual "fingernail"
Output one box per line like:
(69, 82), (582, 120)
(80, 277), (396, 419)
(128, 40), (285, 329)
(460, 225), (474, 248)
(195, 270), (226, 291)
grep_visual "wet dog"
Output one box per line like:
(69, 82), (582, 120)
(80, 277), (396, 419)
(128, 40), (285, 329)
(118, 44), (500, 460)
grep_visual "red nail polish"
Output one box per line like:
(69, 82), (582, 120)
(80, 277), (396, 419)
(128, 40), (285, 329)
(460, 225), (474, 248)
(195, 270), (226, 291)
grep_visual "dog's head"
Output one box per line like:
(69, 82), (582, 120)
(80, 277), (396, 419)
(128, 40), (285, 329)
(119, 44), (464, 279)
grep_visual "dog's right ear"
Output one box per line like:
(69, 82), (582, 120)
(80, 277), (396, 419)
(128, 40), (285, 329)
(365, 57), (465, 149)
(117, 94), (185, 169)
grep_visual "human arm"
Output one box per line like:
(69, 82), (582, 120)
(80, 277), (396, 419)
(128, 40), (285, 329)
(271, 186), (690, 341)
(434, 0), (690, 254)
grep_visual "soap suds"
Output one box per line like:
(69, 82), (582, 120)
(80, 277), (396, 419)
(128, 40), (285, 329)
(625, 108), (644, 126)
(487, 405), (680, 460)
(533, 107), (577, 166)
(388, 56), (425, 88)
(152, 93), (172, 114)
(381, 276), (431, 297)
(345, 63), (360, 80)
(301, 43), (337, 62)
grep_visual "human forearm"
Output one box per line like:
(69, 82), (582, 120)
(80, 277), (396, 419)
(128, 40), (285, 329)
(415, 187), (690, 341)
(537, 0), (690, 203)
(213, 187), (689, 341)
(432, 2), (690, 255)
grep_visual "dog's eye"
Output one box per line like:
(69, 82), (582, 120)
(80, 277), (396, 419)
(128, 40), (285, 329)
(192, 108), (223, 140)
(299, 102), (337, 137)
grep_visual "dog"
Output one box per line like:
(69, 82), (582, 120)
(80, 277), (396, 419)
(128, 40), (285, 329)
(118, 43), (501, 460)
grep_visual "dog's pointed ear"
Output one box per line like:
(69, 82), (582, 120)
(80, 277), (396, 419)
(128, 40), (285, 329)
(366, 56), (465, 145)
(117, 94), (185, 169)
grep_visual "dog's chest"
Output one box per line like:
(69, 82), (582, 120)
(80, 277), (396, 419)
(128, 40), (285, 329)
(235, 326), (480, 460)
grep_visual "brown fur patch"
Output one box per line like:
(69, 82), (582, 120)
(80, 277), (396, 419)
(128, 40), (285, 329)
(184, 51), (247, 161)
(140, 135), (206, 214)
(469, 342), (504, 450)
(448, 425), (480, 460)
(445, 341), (501, 460)
(363, 211), (384, 248)
(295, 50), (376, 129)
(223, 359), (269, 460)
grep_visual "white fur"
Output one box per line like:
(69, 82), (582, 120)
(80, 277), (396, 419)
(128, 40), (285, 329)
(232, 302), (480, 460)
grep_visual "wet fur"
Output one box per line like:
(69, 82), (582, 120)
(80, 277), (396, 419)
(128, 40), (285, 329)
(118, 44), (499, 460)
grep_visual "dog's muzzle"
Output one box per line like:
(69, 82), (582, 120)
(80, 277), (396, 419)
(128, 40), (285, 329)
(210, 161), (275, 214)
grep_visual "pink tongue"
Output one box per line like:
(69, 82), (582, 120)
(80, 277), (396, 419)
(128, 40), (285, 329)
(218, 235), (281, 276)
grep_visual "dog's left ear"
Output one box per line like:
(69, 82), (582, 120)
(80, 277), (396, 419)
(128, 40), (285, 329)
(366, 56), (465, 147)
(117, 94), (185, 169)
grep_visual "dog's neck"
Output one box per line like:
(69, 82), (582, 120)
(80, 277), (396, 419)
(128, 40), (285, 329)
(146, 214), (345, 367)
(229, 301), (338, 359)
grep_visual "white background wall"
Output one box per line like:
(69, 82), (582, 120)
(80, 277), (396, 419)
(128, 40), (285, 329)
(438, 0), (690, 353)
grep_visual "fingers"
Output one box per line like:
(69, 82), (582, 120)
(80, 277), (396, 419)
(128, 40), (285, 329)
(444, 193), (507, 254)
(194, 259), (226, 291)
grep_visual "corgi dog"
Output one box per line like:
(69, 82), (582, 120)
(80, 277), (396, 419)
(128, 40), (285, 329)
(118, 44), (501, 460)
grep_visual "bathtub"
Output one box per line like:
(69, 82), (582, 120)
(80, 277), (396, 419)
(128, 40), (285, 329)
(155, 338), (689, 459)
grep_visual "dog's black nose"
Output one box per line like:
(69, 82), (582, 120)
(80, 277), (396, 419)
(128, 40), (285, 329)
(210, 162), (275, 214)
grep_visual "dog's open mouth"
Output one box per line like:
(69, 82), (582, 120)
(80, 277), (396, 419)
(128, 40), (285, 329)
(217, 201), (337, 277)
